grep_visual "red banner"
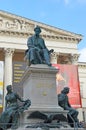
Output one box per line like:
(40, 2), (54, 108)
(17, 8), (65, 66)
(52, 64), (82, 108)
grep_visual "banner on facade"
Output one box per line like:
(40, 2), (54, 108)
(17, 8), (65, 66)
(12, 61), (27, 97)
(0, 61), (4, 108)
(52, 64), (82, 108)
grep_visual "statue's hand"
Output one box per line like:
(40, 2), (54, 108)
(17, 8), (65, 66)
(49, 49), (54, 54)
(24, 99), (31, 107)
(34, 47), (40, 52)
(18, 99), (31, 113)
(50, 49), (54, 53)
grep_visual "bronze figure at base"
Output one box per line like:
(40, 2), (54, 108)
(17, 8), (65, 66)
(0, 85), (31, 130)
(58, 87), (82, 128)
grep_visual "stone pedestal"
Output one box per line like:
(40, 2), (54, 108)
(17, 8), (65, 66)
(20, 64), (83, 130)
(8, 128), (85, 130)
(22, 64), (60, 112)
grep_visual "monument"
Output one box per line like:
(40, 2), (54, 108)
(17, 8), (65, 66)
(0, 26), (84, 130)
(19, 26), (85, 130)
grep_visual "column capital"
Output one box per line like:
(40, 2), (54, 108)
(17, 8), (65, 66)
(3, 48), (14, 109)
(71, 54), (80, 64)
(51, 52), (58, 64)
(4, 48), (15, 56)
(51, 52), (58, 58)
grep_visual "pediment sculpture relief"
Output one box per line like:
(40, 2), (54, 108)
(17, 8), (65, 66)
(0, 11), (82, 41)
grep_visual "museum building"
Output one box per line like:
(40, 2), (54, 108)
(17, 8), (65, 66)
(0, 10), (86, 122)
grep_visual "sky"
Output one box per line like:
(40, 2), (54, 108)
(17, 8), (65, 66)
(0, 0), (86, 62)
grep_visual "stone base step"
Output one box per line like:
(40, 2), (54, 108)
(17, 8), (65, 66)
(8, 127), (85, 130)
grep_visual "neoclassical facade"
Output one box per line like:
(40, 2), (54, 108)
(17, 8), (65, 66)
(0, 10), (86, 121)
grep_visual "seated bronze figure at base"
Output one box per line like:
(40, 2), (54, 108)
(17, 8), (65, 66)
(0, 85), (31, 130)
(58, 87), (82, 128)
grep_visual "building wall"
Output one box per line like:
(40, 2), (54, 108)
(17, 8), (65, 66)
(46, 40), (78, 54)
(78, 63), (86, 121)
(0, 36), (85, 121)
(0, 10), (85, 122)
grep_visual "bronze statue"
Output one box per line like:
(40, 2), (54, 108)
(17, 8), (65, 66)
(0, 85), (31, 130)
(25, 26), (54, 66)
(58, 87), (80, 127)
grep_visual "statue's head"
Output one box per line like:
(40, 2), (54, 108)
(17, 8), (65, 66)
(6, 85), (12, 92)
(34, 25), (41, 33)
(62, 87), (69, 94)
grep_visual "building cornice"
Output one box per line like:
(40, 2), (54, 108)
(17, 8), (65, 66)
(0, 10), (83, 43)
(78, 62), (86, 69)
(0, 29), (82, 43)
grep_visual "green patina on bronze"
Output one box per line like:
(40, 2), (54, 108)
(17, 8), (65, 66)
(25, 26), (54, 66)
(0, 85), (31, 130)
(58, 87), (80, 127)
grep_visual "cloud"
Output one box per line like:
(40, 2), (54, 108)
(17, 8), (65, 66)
(50, 0), (70, 4)
(77, 0), (86, 4)
(79, 48), (86, 62)
(39, 11), (47, 18)
(64, 0), (70, 5)
(63, 0), (86, 6)
(50, 0), (60, 2)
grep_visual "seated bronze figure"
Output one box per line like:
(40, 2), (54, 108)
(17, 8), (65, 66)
(0, 85), (31, 130)
(58, 87), (81, 128)
(25, 26), (54, 66)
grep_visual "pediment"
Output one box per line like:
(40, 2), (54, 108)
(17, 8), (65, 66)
(0, 10), (82, 41)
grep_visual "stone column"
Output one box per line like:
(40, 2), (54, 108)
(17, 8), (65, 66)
(50, 52), (58, 64)
(3, 48), (14, 108)
(71, 54), (80, 65)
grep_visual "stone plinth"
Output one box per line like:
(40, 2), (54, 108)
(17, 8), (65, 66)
(8, 127), (85, 130)
(19, 64), (85, 130)
(20, 64), (69, 128)
(21, 64), (61, 112)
